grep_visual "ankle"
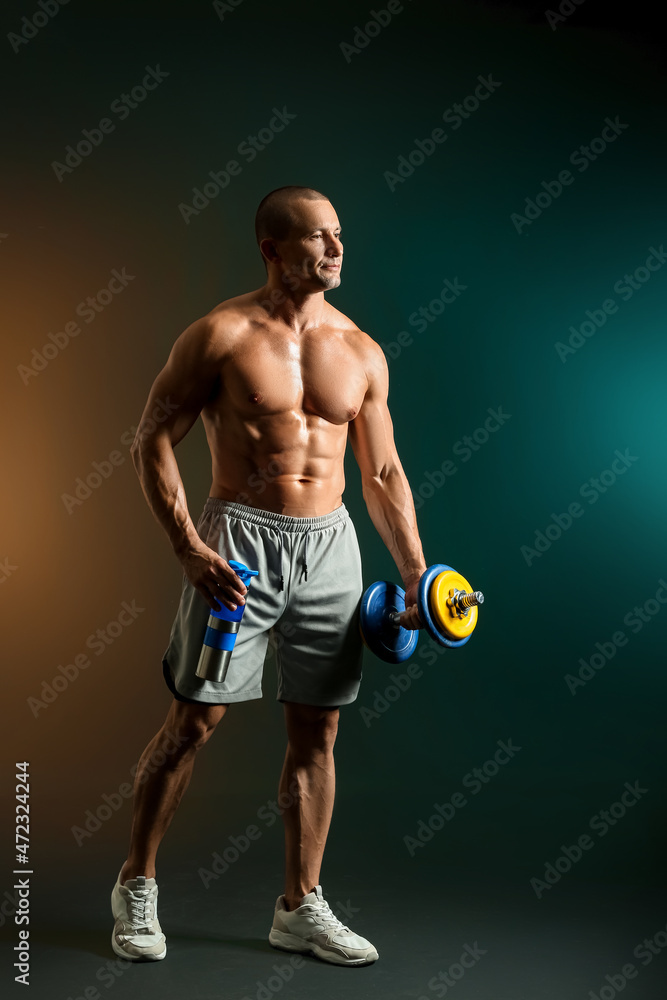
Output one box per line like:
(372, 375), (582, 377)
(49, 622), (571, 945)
(120, 861), (156, 884)
(284, 888), (312, 911)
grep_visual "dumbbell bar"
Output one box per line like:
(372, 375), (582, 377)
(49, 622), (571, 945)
(359, 564), (484, 663)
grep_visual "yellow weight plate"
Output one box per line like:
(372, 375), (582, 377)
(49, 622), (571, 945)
(429, 570), (479, 641)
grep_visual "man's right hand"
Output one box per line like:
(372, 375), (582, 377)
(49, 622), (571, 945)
(178, 542), (248, 612)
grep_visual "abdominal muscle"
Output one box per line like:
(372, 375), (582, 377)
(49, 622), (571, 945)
(205, 408), (349, 517)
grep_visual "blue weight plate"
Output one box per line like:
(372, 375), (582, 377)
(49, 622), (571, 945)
(418, 564), (471, 649)
(359, 580), (419, 664)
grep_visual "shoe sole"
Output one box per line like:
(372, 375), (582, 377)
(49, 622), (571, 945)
(269, 928), (378, 966)
(111, 929), (167, 962)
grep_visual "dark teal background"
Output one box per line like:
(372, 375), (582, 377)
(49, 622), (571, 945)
(1, 2), (666, 997)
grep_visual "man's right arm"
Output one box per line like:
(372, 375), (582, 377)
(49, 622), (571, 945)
(130, 315), (247, 612)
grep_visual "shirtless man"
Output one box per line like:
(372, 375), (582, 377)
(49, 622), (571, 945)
(111, 185), (427, 968)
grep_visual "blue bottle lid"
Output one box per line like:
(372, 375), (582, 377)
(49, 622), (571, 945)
(229, 559), (259, 583)
(208, 559), (259, 621)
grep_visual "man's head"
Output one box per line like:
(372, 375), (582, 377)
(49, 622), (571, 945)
(255, 186), (343, 291)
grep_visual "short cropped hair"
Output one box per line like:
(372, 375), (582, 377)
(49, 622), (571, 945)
(254, 186), (329, 257)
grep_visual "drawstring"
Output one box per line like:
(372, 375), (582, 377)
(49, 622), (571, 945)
(276, 528), (310, 590)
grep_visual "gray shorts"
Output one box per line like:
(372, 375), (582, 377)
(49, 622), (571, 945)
(162, 498), (365, 707)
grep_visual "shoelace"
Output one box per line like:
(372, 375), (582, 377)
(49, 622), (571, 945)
(300, 898), (351, 934)
(125, 888), (156, 932)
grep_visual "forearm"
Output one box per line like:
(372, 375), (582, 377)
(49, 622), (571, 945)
(362, 465), (427, 588)
(131, 436), (201, 559)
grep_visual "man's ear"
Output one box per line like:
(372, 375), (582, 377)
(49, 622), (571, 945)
(260, 238), (280, 264)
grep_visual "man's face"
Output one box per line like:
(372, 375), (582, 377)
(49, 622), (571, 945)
(277, 199), (343, 291)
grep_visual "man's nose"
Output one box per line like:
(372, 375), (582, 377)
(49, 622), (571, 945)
(325, 236), (343, 256)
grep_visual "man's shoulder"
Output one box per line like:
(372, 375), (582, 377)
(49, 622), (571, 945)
(324, 303), (384, 358)
(324, 300), (361, 335)
(205, 291), (257, 335)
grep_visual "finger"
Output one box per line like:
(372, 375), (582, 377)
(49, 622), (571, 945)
(398, 605), (416, 630)
(213, 583), (242, 610)
(199, 584), (224, 613)
(199, 578), (239, 613)
(405, 605), (423, 630)
(211, 569), (246, 603)
(220, 562), (248, 598)
(205, 552), (247, 597)
(217, 557), (248, 593)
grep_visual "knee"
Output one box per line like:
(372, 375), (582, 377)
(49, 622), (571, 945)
(172, 721), (215, 755)
(162, 705), (226, 759)
(286, 705), (339, 755)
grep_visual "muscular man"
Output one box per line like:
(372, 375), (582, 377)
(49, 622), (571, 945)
(111, 185), (427, 968)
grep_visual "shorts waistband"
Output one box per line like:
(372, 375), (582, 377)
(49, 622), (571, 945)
(202, 498), (349, 533)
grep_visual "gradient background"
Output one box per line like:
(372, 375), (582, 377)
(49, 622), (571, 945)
(1, 1), (666, 998)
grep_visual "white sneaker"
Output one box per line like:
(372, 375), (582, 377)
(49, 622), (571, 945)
(269, 885), (379, 966)
(111, 871), (167, 961)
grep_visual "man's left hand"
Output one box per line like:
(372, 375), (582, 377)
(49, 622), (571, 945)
(402, 579), (424, 629)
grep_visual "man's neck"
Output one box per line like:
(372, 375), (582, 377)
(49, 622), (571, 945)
(257, 276), (328, 332)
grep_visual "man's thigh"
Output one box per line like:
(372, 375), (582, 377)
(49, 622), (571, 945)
(162, 503), (284, 704)
(275, 516), (364, 707)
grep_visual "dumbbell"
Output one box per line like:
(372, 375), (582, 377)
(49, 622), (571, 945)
(359, 564), (484, 663)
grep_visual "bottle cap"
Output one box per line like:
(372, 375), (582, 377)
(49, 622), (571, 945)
(229, 559), (259, 583)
